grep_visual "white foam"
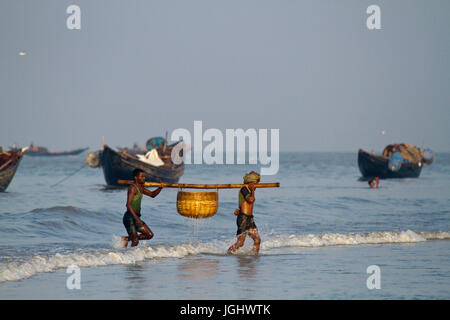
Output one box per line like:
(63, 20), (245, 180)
(0, 241), (224, 283)
(1, 230), (449, 283)
(417, 231), (450, 240)
(261, 230), (450, 250)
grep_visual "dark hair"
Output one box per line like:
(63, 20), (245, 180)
(133, 169), (144, 178)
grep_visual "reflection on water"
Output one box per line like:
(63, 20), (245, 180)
(177, 257), (221, 299)
(237, 255), (259, 282)
(124, 264), (151, 299)
(178, 258), (219, 281)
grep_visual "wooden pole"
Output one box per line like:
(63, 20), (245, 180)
(117, 180), (280, 189)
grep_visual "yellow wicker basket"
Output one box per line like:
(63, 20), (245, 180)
(176, 190), (218, 218)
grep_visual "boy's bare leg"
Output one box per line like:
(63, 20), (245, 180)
(122, 225), (153, 247)
(138, 224), (154, 240)
(228, 233), (246, 254)
(248, 228), (261, 254)
(121, 236), (129, 248)
(128, 231), (139, 247)
(121, 233), (139, 247)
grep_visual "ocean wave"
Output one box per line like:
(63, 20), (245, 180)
(0, 230), (448, 283)
(0, 240), (224, 282)
(1, 206), (103, 218)
(261, 230), (450, 250)
(0, 206), (115, 235)
(30, 206), (97, 216)
(2, 206), (112, 227)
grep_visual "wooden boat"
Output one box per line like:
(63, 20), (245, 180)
(358, 143), (430, 179)
(0, 149), (23, 192)
(23, 145), (89, 157)
(96, 143), (184, 186)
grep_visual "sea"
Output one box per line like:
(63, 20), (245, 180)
(0, 152), (449, 300)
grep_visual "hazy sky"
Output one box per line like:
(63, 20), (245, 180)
(1, 0), (449, 152)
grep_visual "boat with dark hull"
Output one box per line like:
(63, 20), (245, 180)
(88, 142), (184, 186)
(0, 149), (23, 192)
(358, 143), (433, 179)
(358, 149), (422, 179)
(23, 145), (89, 157)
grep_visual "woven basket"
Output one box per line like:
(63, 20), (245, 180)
(176, 191), (218, 218)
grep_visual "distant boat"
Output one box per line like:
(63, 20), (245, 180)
(86, 139), (184, 186)
(23, 145), (89, 157)
(117, 137), (166, 155)
(358, 143), (433, 179)
(0, 149), (24, 192)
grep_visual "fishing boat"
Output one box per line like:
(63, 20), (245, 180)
(358, 143), (433, 179)
(23, 144), (89, 157)
(86, 139), (184, 186)
(0, 149), (24, 192)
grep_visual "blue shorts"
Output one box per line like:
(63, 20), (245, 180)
(123, 211), (146, 235)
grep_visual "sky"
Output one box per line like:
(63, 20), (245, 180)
(0, 0), (449, 152)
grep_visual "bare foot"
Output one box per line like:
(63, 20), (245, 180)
(121, 236), (129, 248)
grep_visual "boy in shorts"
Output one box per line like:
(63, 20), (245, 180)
(228, 171), (261, 255)
(122, 169), (163, 247)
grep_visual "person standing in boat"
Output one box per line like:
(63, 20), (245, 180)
(228, 171), (262, 255)
(122, 169), (163, 247)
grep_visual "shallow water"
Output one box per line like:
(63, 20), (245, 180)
(0, 152), (449, 299)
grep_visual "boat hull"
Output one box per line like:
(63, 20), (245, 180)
(24, 147), (89, 157)
(101, 145), (184, 186)
(0, 156), (22, 192)
(358, 149), (422, 179)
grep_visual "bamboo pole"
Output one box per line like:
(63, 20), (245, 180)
(117, 180), (280, 189)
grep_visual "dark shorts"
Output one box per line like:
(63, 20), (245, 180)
(123, 211), (146, 235)
(236, 213), (257, 236)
